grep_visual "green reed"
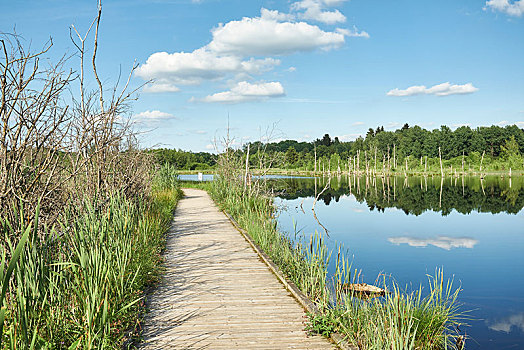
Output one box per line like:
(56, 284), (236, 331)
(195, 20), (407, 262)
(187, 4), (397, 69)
(1, 165), (181, 349)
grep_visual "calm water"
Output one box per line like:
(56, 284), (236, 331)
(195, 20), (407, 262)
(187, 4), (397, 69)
(274, 175), (524, 350)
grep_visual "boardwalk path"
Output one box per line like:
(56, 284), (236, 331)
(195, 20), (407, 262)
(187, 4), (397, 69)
(141, 188), (335, 349)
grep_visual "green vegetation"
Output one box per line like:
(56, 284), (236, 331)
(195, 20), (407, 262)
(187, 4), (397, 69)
(150, 148), (216, 171)
(1, 11), (182, 348)
(0, 167), (181, 349)
(204, 149), (466, 349)
(154, 124), (524, 174)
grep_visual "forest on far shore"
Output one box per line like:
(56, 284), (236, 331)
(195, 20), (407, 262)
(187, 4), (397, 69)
(151, 123), (524, 172)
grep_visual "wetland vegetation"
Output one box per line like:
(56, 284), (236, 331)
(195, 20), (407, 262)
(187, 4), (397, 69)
(0, 7), (181, 348)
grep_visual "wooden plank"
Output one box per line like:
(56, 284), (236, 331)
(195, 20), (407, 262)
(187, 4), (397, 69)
(140, 188), (335, 349)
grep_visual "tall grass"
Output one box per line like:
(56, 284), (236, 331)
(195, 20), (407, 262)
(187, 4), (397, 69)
(209, 176), (466, 349)
(1, 165), (181, 349)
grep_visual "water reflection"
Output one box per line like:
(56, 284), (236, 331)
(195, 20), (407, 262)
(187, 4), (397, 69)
(274, 175), (524, 216)
(274, 175), (524, 349)
(388, 236), (479, 250)
(488, 313), (524, 333)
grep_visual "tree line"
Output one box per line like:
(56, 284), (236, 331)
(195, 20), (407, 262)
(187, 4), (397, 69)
(155, 124), (524, 172)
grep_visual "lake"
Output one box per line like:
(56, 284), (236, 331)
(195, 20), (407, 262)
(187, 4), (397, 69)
(274, 175), (524, 350)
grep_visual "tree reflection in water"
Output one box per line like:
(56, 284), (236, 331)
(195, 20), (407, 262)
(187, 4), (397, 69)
(272, 175), (524, 216)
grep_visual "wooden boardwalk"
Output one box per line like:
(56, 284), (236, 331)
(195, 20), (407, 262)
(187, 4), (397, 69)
(140, 188), (336, 349)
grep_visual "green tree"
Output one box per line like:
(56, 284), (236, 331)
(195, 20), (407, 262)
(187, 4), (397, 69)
(285, 147), (299, 165)
(500, 136), (522, 168)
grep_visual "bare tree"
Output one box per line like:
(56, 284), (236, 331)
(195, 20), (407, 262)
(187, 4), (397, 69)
(1, 0), (151, 233)
(0, 33), (74, 225)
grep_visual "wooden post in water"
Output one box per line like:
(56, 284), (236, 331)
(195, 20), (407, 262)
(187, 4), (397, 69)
(439, 176), (444, 208)
(439, 146), (444, 178)
(388, 145), (391, 173)
(314, 144), (317, 174)
(393, 144), (396, 170)
(364, 150), (368, 176)
(480, 151), (485, 177)
(357, 150), (360, 175)
(374, 147), (378, 176)
(462, 151), (465, 175)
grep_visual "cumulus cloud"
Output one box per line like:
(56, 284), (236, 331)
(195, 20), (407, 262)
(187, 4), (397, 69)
(292, 0), (347, 24)
(488, 313), (524, 333)
(135, 49), (280, 87)
(207, 16), (345, 56)
(388, 236), (478, 250)
(133, 110), (176, 122)
(484, 0), (524, 16)
(337, 26), (370, 38)
(136, 12), (347, 95)
(136, 1), (367, 102)
(387, 82), (479, 97)
(199, 81), (285, 103)
(260, 8), (295, 22)
(143, 82), (180, 93)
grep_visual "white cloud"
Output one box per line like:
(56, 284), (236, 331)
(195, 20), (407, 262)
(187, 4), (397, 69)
(388, 236), (479, 250)
(143, 82), (180, 93)
(260, 8), (295, 22)
(135, 49), (280, 89)
(292, 0), (347, 24)
(485, 0), (524, 17)
(136, 7), (351, 95)
(133, 110), (176, 122)
(199, 81), (285, 103)
(207, 16), (345, 56)
(496, 121), (524, 128)
(337, 26), (370, 38)
(136, 1), (367, 103)
(351, 121), (365, 126)
(488, 313), (524, 333)
(205, 144), (215, 150)
(387, 82), (479, 97)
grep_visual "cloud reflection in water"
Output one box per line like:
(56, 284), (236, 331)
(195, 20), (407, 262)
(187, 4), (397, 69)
(488, 313), (524, 333)
(388, 236), (478, 250)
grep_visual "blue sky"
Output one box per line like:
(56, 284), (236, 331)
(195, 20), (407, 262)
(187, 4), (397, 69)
(2, 0), (524, 151)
